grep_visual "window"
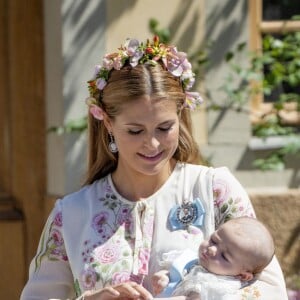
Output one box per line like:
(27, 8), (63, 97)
(249, 0), (300, 126)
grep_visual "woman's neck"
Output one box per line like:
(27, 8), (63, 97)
(111, 160), (176, 201)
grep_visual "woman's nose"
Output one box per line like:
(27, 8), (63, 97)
(207, 245), (217, 257)
(145, 134), (160, 148)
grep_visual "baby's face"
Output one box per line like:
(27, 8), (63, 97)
(198, 222), (249, 276)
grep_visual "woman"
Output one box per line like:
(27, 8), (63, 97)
(21, 36), (287, 300)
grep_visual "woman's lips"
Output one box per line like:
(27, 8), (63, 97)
(138, 151), (163, 161)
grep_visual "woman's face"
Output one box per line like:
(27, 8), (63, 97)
(105, 96), (180, 178)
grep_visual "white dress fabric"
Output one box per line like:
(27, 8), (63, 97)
(173, 265), (243, 300)
(20, 163), (288, 300)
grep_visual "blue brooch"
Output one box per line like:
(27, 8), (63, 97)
(168, 198), (205, 230)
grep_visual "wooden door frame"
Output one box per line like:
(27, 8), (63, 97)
(0, 0), (46, 279)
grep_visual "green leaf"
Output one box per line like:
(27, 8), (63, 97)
(225, 51), (234, 62)
(253, 154), (285, 171)
(221, 204), (228, 214)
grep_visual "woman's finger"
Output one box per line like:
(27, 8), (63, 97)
(83, 287), (120, 300)
(114, 282), (152, 300)
(130, 283), (153, 300)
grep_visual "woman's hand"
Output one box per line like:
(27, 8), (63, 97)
(82, 281), (153, 300)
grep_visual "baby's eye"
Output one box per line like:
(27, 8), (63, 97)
(221, 253), (228, 262)
(210, 237), (217, 245)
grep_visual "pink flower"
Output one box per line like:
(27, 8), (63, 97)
(50, 248), (68, 261)
(126, 39), (140, 56)
(95, 243), (120, 264)
(92, 211), (109, 231)
(93, 64), (101, 79)
(51, 229), (64, 246)
(53, 212), (62, 227)
(213, 179), (230, 207)
(81, 268), (97, 289)
(96, 77), (107, 90)
(113, 56), (124, 70)
(181, 69), (195, 90)
(112, 271), (131, 285)
(138, 248), (150, 274)
(102, 57), (114, 70)
(185, 91), (203, 110)
(126, 39), (144, 67)
(164, 47), (188, 77)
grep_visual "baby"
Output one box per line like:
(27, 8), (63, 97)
(152, 217), (275, 300)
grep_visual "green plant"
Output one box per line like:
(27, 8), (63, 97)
(222, 29), (300, 170)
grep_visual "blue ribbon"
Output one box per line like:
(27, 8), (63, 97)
(157, 249), (198, 297)
(168, 198), (205, 231)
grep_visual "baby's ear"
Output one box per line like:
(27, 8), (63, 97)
(235, 271), (254, 282)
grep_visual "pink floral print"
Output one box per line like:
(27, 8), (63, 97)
(95, 243), (120, 264)
(34, 212), (68, 272)
(51, 229), (64, 246)
(81, 268), (97, 289)
(213, 178), (230, 208)
(112, 271), (131, 284)
(138, 248), (150, 274)
(53, 211), (62, 226)
(213, 169), (256, 228)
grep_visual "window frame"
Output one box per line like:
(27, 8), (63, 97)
(248, 0), (300, 125)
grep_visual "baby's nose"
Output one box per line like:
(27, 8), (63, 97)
(207, 245), (217, 257)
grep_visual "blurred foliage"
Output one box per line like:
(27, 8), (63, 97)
(48, 116), (88, 135)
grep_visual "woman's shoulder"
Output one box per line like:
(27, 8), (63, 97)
(182, 163), (230, 176)
(58, 177), (108, 210)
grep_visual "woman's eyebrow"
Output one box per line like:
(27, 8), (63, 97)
(124, 119), (176, 126)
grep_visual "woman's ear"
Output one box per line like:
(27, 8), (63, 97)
(235, 271), (254, 282)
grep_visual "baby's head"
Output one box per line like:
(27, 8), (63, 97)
(199, 217), (275, 281)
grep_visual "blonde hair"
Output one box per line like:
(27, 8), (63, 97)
(84, 62), (203, 185)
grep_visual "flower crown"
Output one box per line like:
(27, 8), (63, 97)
(86, 36), (203, 120)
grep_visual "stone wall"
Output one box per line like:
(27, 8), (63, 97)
(250, 189), (300, 277)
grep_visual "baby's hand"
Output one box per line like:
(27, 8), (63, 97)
(151, 270), (170, 296)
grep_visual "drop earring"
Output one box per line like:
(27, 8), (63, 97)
(108, 132), (118, 153)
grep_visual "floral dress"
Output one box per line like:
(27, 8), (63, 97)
(20, 163), (287, 300)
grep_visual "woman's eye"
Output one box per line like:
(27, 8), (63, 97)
(128, 130), (142, 135)
(159, 126), (171, 132)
